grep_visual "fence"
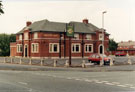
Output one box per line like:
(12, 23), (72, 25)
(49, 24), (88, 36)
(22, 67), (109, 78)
(0, 57), (89, 67)
(0, 56), (134, 67)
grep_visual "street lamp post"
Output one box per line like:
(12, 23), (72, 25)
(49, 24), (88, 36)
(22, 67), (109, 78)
(100, 11), (107, 66)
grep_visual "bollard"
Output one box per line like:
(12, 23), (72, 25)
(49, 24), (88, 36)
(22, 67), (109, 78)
(128, 56), (132, 65)
(11, 57), (13, 64)
(100, 59), (104, 66)
(53, 59), (57, 67)
(4, 57), (6, 63)
(40, 59), (43, 66)
(82, 60), (85, 68)
(29, 58), (32, 65)
(65, 60), (69, 67)
(110, 58), (114, 66)
(20, 58), (22, 64)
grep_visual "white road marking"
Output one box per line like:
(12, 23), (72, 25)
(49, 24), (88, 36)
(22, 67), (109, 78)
(32, 73), (135, 90)
(117, 85), (127, 87)
(75, 78), (82, 81)
(95, 81), (103, 84)
(130, 87), (135, 89)
(18, 82), (28, 85)
(124, 84), (133, 86)
(112, 82), (120, 84)
(67, 77), (72, 79)
(105, 83), (115, 85)
(101, 81), (109, 83)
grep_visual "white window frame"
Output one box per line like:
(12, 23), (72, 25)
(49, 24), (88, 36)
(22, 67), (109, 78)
(99, 33), (104, 40)
(24, 32), (28, 40)
(31, 43), (39, 53)
(86, 34), (92, 40)
(34, 32), (38, 39)
(72, 43), (81, 53)
(17, 44), (22, 53)
(49, 43), (59, 53)
(85, 44), (93, 53)
(19, 34), (22, 40)
(73, 33), (79, 40)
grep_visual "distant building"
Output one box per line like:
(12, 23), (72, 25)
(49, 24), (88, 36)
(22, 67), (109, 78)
(10, 19), (109, 58)
(117, 41), (135, 55)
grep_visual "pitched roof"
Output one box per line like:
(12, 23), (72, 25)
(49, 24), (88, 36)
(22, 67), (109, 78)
(16, 19), (100, 34)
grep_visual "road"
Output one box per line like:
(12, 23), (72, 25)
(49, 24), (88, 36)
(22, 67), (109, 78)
(0, 70), (135, 92)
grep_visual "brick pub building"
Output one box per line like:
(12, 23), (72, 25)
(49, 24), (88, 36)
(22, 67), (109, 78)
(10, 19), (109, 58)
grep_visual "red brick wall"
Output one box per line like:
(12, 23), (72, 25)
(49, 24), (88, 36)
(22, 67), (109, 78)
(11, 30), (109, 58)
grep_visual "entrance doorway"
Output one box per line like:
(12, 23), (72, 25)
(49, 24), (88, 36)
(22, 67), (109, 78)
(24, 45), (28, 57)
(99, 44), (104, 54)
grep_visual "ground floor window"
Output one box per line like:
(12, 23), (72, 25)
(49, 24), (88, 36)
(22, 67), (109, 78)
(17, 44), (22, 53)
(72, 43), (81, 53)
(85, 44), (93, 53)
(49, 43), (59, 53)
(31, 43), (39, 53)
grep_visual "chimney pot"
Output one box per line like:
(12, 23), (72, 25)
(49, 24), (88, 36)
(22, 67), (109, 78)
(83, 19), (88, 24)
(26, 21), (32, 26)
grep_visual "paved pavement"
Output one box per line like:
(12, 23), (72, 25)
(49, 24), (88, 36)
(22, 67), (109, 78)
(1, 62), (135, 72)
(0, 70), (135, 92)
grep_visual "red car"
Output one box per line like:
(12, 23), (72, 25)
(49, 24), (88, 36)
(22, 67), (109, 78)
(88, 53), (111, 65)
(115, 52), (126, 57)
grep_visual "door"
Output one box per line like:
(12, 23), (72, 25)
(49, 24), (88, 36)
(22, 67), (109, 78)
(24, 45), (28, 57)
(99, 44), (104, 54)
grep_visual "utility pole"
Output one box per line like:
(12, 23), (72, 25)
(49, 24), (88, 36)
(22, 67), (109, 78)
(100, 11), (107, 66)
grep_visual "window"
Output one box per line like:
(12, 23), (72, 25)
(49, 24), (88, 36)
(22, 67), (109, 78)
(86, 34), (92, 40)
(17, 44), (22, 53)
(73, 34), (79, 40)
(31, 43), (39, 53)
(19, 34), (22, 40)
(34, 32), (38, 39)
(72, 44), (81, 53)
(85, 44), (93, 53)
(99, 34), (104, 40)
(133, 46), (135, 48)
(24, 32), (28, 40)
(49, 43), (59, 53)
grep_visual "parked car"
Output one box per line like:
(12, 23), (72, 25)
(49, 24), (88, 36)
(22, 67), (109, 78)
(88, 53), (111, 65)
(115, 51), (126, 57)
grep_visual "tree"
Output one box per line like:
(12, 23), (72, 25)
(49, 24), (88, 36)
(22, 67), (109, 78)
(0, 34), (16, 56)
(0, 0), (4, 14)
(109, 39), (118, 51)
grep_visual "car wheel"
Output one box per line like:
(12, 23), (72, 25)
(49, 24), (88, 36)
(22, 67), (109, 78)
(88, 60), (92, 63)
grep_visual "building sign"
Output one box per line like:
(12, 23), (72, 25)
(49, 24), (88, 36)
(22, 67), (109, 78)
(66, 26), (74, 37)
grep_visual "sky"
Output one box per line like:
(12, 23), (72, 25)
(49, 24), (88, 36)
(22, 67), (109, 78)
(0, 0), (135, 42)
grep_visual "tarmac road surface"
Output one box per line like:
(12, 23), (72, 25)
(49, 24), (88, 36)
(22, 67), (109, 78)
(0, 70), (135, 92)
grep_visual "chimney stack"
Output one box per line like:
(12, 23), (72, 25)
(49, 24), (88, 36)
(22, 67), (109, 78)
(26, 21), (32, 26)
(83, 19), (88, 24)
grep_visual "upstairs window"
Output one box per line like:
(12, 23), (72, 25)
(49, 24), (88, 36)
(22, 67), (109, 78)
(24, 33), (28, 40)
(86, 34), (92, 40)
(34, 32), (38, 39)
(73, 34), (79, 40)
(19, 34), (22, 40)
(99, 34), (104, 40)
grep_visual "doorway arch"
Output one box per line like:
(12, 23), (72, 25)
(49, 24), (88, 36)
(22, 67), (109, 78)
(98, 44), (104, 54)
